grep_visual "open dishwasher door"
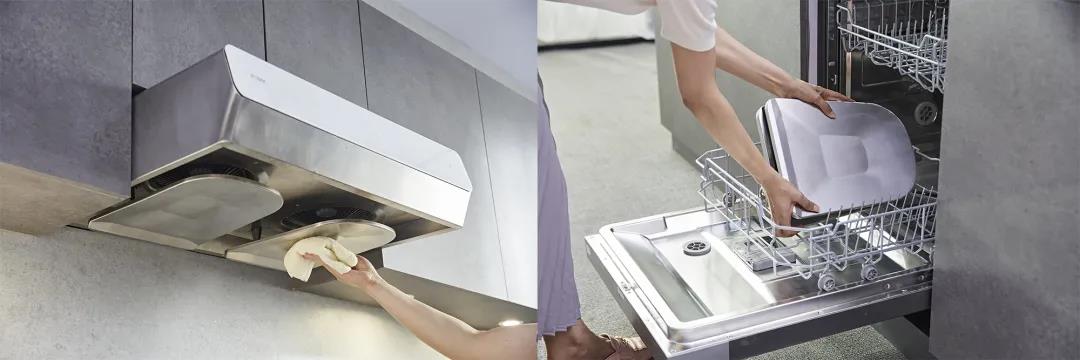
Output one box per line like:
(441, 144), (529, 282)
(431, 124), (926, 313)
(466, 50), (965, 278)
(585, 147), (938, 359)
(585, 208), (933, 359)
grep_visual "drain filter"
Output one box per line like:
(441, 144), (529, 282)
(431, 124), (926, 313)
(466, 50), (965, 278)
(683, 240), (711, 256)
(914, 101), (939, 126)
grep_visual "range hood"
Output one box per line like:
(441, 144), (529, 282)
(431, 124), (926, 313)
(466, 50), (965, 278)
(89, 45), (471, 267)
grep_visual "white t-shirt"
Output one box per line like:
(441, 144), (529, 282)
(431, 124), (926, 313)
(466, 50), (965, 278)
(549, 0), (718, 52)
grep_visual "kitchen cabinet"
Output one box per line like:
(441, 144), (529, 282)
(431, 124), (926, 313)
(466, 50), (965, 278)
(264, 0), (367, 106)
(0, 0), (131, 234)
(929, 1), (1080, 359)
(133, 0), (264, 88)
(357, 2), (508, 301)
(477, 73), (538, 307)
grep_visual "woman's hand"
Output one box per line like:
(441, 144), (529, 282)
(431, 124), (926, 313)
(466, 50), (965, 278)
(302, 253), (383, 293)
(778, 79), (853, 118)
(760, 174), (819, 238)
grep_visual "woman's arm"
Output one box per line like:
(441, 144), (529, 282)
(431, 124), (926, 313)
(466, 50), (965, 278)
(670, 42), (817, 236)
(672, 43), (774, 184)
(303, 254), (536, 360)
(711, 27), (851, 117)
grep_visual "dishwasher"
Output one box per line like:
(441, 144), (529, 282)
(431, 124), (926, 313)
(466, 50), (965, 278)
(585, 1), (949, 358)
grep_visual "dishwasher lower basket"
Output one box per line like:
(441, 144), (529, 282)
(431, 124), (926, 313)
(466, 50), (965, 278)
(696, 147), (937, 291)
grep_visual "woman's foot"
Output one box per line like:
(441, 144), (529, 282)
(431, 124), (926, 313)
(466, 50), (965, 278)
(544, 320), (650, 359)
(599, 334), (651, 360)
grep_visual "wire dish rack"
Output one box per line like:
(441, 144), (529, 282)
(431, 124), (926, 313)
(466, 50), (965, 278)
(695, 147), (938, 291)
(836, 0), (949, 92)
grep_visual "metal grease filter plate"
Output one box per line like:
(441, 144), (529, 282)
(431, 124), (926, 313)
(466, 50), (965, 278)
(225, 219), (396, 272)
(89, 174), (283, 249)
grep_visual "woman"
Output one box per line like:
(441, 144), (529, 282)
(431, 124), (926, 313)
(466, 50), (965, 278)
(538, 1), (851, 359)
(302, 254), (536, 359)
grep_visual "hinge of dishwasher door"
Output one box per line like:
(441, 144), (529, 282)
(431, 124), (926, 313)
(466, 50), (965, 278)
(587, 235), (641, 295)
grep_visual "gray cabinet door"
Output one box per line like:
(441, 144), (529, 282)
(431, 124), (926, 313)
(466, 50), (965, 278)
(359, 2), (507, 301)
(929, 2), (1080, 359)
(134, 0), (264, 88)
(477, 73), (537, 307)
(0, 0), (132, 196)
(265, 0), (367, 106)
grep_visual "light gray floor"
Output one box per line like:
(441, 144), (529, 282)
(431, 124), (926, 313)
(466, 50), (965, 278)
(538, 43), (906, 360)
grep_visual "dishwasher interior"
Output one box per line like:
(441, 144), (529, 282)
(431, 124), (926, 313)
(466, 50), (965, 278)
(586, 1), (949, 358)
(819, 0), (948, 186)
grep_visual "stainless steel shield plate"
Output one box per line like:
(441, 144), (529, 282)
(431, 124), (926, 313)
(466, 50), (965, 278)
(225, 219), (396, 271)
(89, 174), (284, 250)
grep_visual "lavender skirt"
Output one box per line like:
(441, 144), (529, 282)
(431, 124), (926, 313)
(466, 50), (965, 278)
(537, 77), (581, 339)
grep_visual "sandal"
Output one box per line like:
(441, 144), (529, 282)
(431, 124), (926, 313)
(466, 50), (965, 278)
(600, 334), (652, 360)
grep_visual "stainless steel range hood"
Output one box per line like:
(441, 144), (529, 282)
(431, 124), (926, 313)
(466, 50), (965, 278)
(89, 45), (471, 265)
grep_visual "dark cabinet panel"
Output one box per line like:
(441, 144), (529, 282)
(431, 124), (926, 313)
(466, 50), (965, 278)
(133, 0), (264, 88)
(0, 0), (132, 196)
(358, 3), (507, 300)
(265, 0), (367, 106)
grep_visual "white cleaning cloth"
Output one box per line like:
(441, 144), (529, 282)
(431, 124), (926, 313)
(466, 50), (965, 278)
(283, 236), (359, 282)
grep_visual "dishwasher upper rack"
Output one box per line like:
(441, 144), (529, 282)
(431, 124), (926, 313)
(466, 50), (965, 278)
(695, 147), (938, 291)
(836, 0), (949, 93)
